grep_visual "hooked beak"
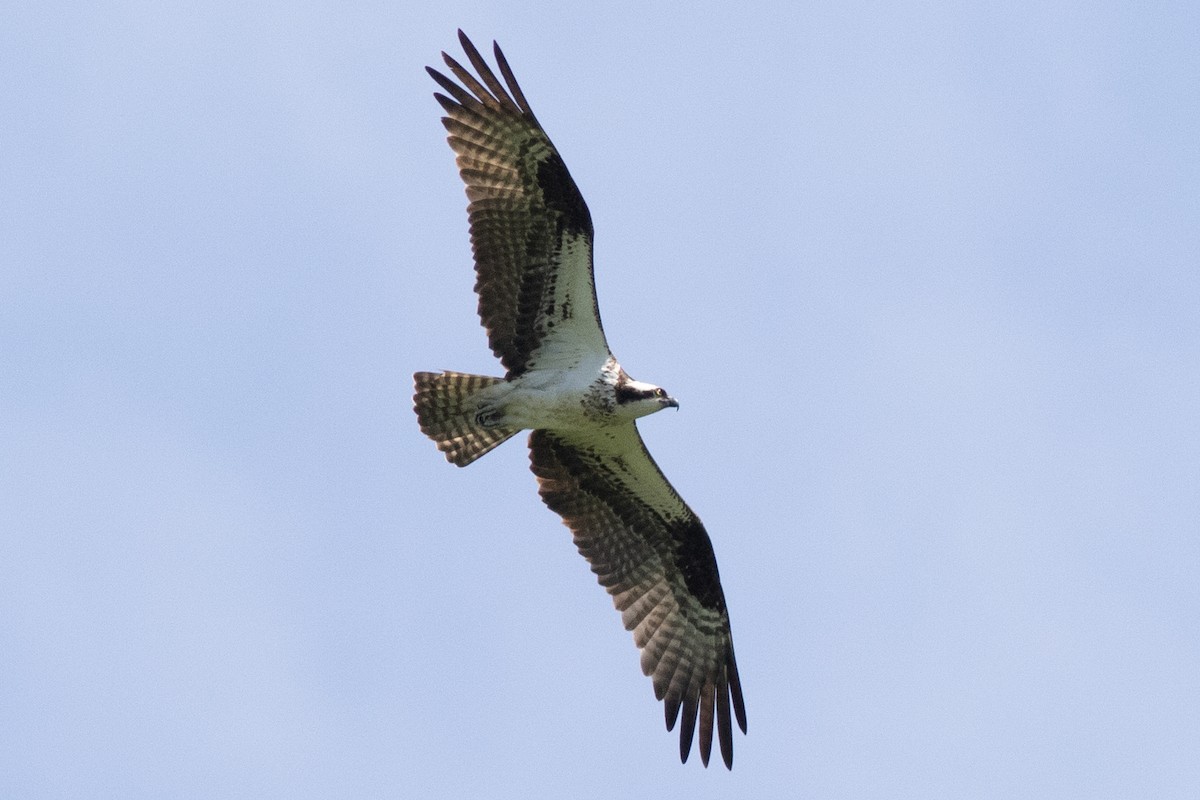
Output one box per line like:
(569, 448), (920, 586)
(664, 396), (680, 410)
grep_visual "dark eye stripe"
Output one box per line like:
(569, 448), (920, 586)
(616, 385), (656, 404)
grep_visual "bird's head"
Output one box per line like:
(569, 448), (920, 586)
(614, 376), (679, 420)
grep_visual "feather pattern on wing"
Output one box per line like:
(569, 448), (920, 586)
(528, 426), (747, 768)
(429, 31), (610, 377)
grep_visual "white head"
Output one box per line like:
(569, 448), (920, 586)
(614, 375), (679, 420)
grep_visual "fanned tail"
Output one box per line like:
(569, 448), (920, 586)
(412, 371), (518, 466)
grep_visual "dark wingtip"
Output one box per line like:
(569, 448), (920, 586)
(425, 65), (448, 95)
(664, 692), (682, 732)
(726, 646), (748, 733)
(677, 696), (698, 765)
(716, 673), (735, 769)
(457, 30), (474, 54)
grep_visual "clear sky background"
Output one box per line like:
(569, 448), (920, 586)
(4, 2), (1199, 797)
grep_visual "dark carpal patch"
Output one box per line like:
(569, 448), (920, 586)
(670, 517), (725, 610)
(536, 152), (593, 237)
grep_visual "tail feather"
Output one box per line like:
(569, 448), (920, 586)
(413, 371), (518, 466)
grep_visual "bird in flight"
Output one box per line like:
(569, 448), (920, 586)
(413, 31), (746, 768)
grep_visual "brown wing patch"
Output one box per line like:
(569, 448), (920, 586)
(429, 32), (602, 376)
(528, 427), (747, 768)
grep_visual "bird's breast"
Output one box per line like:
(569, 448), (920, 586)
(501, 365), (620, 431)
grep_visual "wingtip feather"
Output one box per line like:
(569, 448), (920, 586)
(677, 695), (698, 765)
(716, 672), (734, 769)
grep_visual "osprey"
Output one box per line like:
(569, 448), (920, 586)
(413, 31), (747, 768)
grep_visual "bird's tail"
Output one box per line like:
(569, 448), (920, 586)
(412, 371), (519, 467)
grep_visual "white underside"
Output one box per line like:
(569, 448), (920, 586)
(473, 353), (617, 431)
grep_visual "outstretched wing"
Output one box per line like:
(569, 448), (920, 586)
(429, 31), (610, 377)
(528, 426), (747, 768)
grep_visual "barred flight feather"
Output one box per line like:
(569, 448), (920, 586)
(412, 371), (516, 466)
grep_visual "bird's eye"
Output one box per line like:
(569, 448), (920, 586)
(655, 388), (666, 398)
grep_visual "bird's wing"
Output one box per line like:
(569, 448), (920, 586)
(429, 31), (610, 377)
(528, 425), (747, 768)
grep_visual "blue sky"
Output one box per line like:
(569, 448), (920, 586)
(3, 2), (1199, 797)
